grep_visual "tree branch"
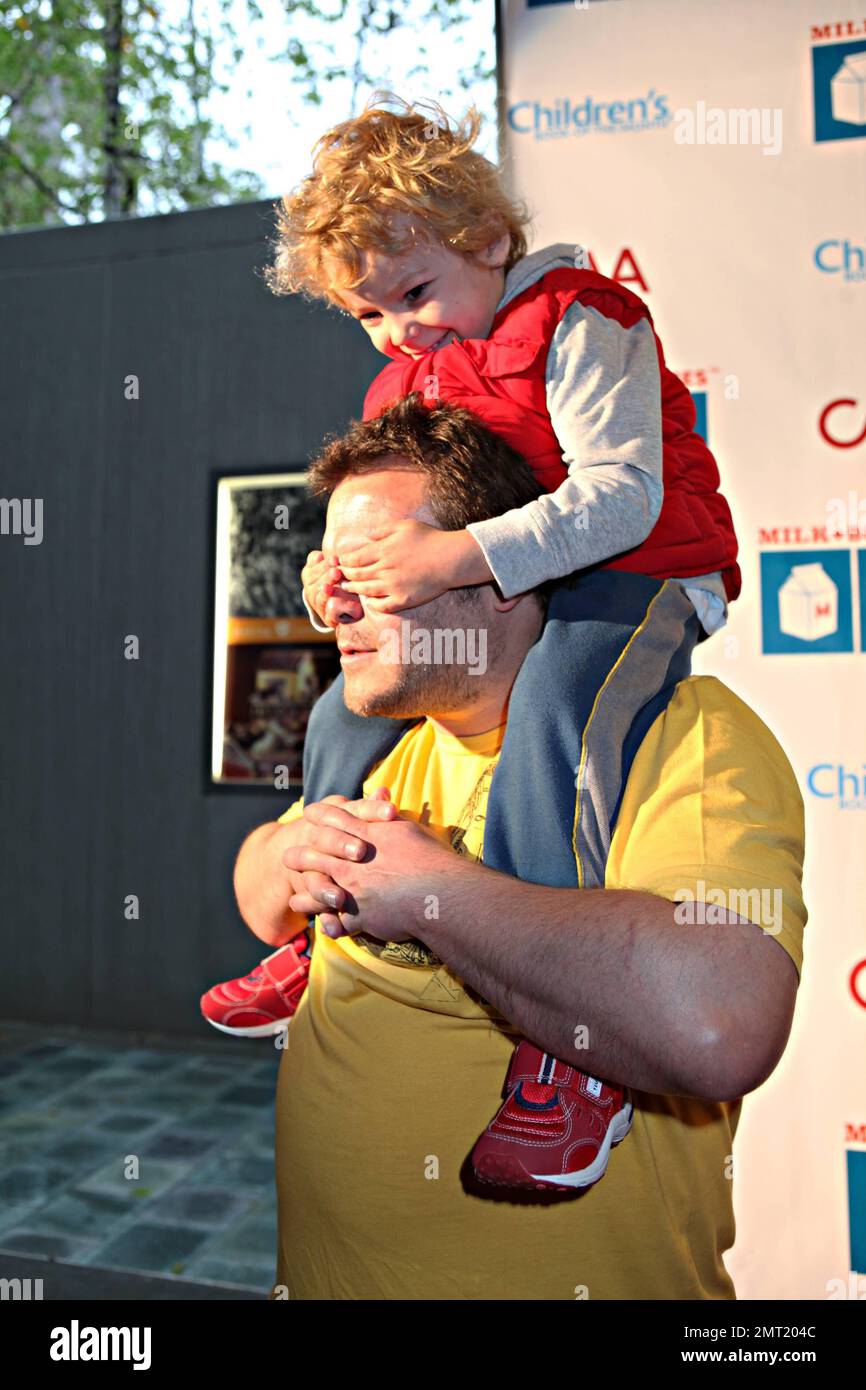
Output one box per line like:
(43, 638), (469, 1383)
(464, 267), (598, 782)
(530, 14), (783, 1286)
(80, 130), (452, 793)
(0, 135), (85, 218)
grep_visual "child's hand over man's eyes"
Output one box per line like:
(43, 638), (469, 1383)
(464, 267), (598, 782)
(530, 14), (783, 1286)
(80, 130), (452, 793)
(301, 548), (344, 624)
(337, 520), (493, 614)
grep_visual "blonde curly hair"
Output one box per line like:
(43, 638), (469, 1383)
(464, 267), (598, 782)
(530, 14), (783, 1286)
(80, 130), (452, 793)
(265, 90), (533, 305)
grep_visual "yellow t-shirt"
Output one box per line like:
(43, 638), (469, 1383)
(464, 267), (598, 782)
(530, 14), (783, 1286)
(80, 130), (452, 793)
(271, 675), (806, 1301)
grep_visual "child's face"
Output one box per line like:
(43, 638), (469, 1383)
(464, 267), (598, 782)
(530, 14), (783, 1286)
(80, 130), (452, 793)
(329, 217), (511, 359)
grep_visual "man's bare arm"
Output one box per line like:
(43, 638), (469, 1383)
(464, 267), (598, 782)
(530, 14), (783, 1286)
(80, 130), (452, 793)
(234, 821), (311, 948)
(417, 860), (798, 1102)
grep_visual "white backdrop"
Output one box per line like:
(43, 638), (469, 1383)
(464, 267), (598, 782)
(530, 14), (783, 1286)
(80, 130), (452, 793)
(498, 0), (866, 1301)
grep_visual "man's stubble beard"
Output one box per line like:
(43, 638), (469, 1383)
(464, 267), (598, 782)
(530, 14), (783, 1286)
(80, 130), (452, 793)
(343, 651), (482, 719)
(341, 591), (494, 720)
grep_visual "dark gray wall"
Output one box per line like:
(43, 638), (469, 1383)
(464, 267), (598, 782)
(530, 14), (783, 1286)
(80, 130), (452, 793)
(0, 200), (381, 1036)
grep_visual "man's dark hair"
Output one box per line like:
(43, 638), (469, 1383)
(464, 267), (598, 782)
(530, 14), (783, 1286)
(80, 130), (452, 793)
(307, 393), (556, 604)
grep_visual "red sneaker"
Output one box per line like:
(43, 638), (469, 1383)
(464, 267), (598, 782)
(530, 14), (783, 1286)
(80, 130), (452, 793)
(200, 928), (313, 1038)
(471, 1041), (633, 1192)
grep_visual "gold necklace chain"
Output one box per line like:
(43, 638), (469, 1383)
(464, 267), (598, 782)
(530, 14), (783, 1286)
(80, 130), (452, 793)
(449, 756), (499, 861)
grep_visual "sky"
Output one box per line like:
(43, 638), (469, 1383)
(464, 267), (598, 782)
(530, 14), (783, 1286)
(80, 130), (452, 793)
(197, 0), (498, 202)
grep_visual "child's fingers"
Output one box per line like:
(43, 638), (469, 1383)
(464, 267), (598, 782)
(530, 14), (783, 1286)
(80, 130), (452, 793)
(302, 550), (327, 575)
(303, 590), (330, 626)
(302, 561), (333, 590)
(339, 558), (378, 579)
(301, 556), (332, 605)
(338, 547), (374, 564)
(305, 571), (350, 626)
(345, 589), (409, 614)
(339, 580), (389, 598)
(340, 528), (393, 552)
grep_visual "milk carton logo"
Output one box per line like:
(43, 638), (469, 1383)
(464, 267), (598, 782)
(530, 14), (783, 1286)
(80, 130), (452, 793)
(778, 562), (838, 642)
(847, 1148), (866, 1276)
(760, 549), (853, 653)
(832, 51), (866, 123)
(812, 38), (866, 142)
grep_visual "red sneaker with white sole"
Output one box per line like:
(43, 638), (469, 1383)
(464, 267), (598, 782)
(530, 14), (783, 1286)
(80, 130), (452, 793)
(200, 927), (313, 1038)
(471, 1041), (633, 1192)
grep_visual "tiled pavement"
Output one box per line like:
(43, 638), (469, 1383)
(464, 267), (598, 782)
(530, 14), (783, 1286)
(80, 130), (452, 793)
(0, 1020), (282, 1297)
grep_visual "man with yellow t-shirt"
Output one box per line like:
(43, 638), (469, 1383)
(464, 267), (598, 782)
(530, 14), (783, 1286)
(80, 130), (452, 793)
(233, 398), (806, 1302)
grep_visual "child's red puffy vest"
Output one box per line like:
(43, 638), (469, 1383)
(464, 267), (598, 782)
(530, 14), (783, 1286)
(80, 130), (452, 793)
(363, 266), (741, 602)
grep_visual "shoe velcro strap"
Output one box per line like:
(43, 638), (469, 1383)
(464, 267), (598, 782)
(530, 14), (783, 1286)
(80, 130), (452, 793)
(507, 1041), (575, 1090)
(261, 944), (309, 999)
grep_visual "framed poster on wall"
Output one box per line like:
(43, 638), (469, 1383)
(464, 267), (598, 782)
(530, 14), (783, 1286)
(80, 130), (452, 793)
(211, 473), (339, 786)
